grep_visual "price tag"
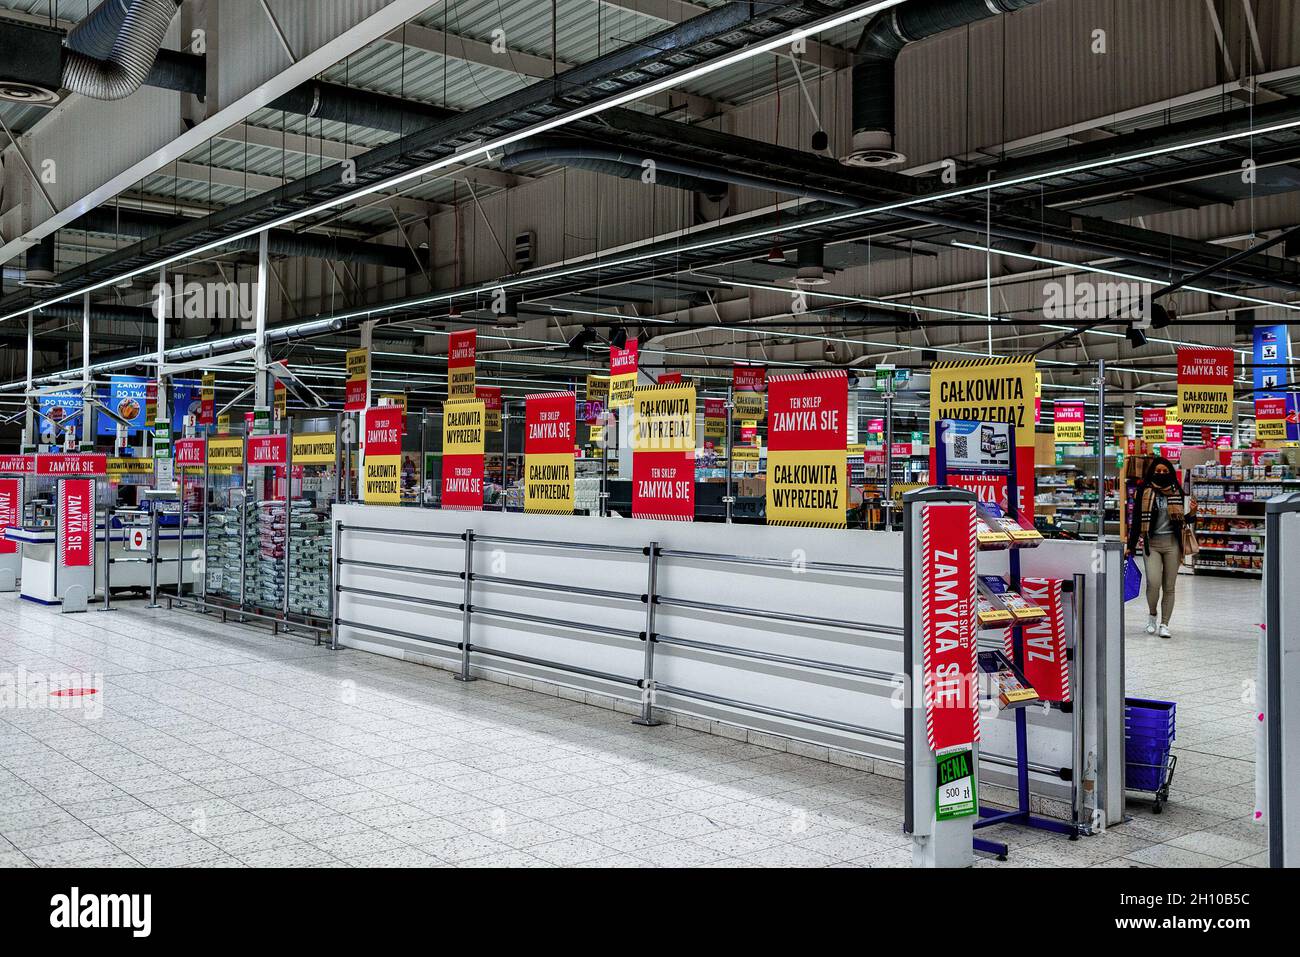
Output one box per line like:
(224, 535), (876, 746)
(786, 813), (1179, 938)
(936, 748), (977, 820)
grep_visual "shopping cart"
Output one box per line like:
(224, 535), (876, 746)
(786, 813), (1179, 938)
(1124, 697), (1177, 813)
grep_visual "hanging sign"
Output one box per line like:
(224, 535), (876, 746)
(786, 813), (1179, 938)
(632, 383), (696, 521)
(1034, 371), (1042, 425)
(1164, 406), (1183, 445)
(733, 364), (767, 421)
(584, 375), (610, 423)
(292, 433), (337, 464)
(174, 438), (205, 468)
(0, 455), (35, 474)
(1142, 408), (1167, 443)
(448, 330), (477, 399)
(362, 406), (403, 504)
(920, 502), (980, 755)
(247, 435), (288, 468)
(703, 398), (727, 440)
(1253, 325), (1291, 397)
(867, 417), (885, 435)
(1053, 401), (1086, 445)
(97, 376), (148, 436)
(442, 399), (486, 511)
(345, 347), (370, 412)
(0, 477), (21, 556)
(524, 392), (576, 513)
(864, 447), (886, 466)
(765, 370), (847, 528)
(58, 478), (95, 568)
(892, 442), (913, 458)
(739, 420), (757, 443)
(144, 382), (158, 423)
(1177, 347), (1234, 422)
(1017, 577), (1071, 703)
(1256, 397), (1288, 442)
(609, 339), (639, 408)
(929, 356), (1036, 516)
(657, 372), (682, 385)
(200, 373), (216, 426)
(217, 413), (231, 435)
(477, 386), (503, 432)
(106, 458), (153, 476)
(207, 438), (244, 470)
(39, 389), (83, 444)
(37, 454), (107, 477)
(379, 395), (408, 435)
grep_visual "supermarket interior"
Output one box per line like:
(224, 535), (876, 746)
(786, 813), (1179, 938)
(0, 0), (1297, 898)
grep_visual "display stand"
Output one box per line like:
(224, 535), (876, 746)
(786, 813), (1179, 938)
(1263, 491), (1300, 868)
(934, 420), (1080, 858)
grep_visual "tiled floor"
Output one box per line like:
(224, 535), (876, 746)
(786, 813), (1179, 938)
(0, 569), (1267, 868)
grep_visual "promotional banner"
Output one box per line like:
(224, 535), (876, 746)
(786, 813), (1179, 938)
(703, 398), (727, 440)
(442, 399), (486, 511)
(1177, 347), (1234, 422)
(0, 455), (35, 473)
(363, 406), (404, 504)
(448, 330), (477, 399)
(247, 435), (288, 468)
(609, 339), (639, 409)
(1256, 397), (1288, 442)
(200, 373), (216, 426)
(207, 438), (244, 471)
(217, 413), (231, 435)
(105, 458), (153, 477)
(1034, 371), (1042, 425)
(39, 389), (83, 443)
(345, 346), (370, 412)
(765, 370), (847, 528)
(36, 454), (107, 477)
(584, 375), (609, 424)
(170, 379), (201, 433)
(1053, 401), (1085, 444)
(477, 386), (503, 432)
(657, 372), (682, 385)
(58, 478), (95, 568)
(733, 364), (766, 420)
(631, 383), (696, 521)
(1015, 577), (1071, 704)
(1142, 408), (1166, 443)
(928, 357), (1036, 515)
(292, 433), (337, 464)
(524, 392), (576, 513)
(174, 438), (205, 468)
(920, 502), (979, 754)
(274, 380), (287, 421)
(0, 477), (21, 555)
(97, 375), (148, 436)
(1164, 406), (1183, 445)
(1253, 324), (1291, 397)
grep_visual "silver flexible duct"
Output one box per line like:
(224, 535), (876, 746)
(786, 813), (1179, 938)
(61, 0), (182, 101)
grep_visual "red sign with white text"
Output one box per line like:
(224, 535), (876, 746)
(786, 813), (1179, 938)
(58, 478), (95, 568)
(1016, 577), (1070, 703)
(0, 455), (35, 474)
(0, 477), (21, 555)
(246, 435), (288, 468)
(766, 371), (847, 452)
(363, 407), (404, 457)
(345, 378), (368, 412)
(525, 392), (576, 454)
(37, 454), (107, 477)
(632, 451), (695, 521)
(657, 372), (682, 385)
(864, 448), (886, 466)
(441, 455), (485, 511)
(448, 329), (476, 368)
(174, 438), (205, 467)
(891, 442), (912, 458)
(920, 503), (979, 754)
(610, 339), (639, 377)
(733, 365), (766, 392)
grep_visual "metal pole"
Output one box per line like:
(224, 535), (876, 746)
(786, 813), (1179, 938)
(174, 449), (185, 604)
(419, 410), (428, 507)
(724, 387), (734, 524)
(282, 418), (293, 625)
(24, 313), (34, 443)
(201, 436), (210, 602)
(503, 403), (512, 512)
(454, 529), (477, 681)
(238, 430), (248, 619)
(634, 541), (662, 726)
(884, 390), (894, 530)
(1071, 573), (1087, 836)
(97, 507), (114, 612)
(330, 518), (341, 651)
(146, 503), (161, 608)
(1096, 358), (1106, 542)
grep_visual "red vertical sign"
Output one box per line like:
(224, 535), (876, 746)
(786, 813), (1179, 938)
(441, 457), (485, 510)
(733, 365), (766, 393)
(246, 435), (288, 468)
(657, 372), (682, 384)
(920, 502), (979, 754)
(0, 477), (21, 555)
(58, 478), (95, 568)
(1017, 577), (1070, 703)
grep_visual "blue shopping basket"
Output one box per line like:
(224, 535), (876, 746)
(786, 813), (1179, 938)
(1124, 697), (1177, 812)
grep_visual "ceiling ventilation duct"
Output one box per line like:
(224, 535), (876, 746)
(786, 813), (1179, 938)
(793, 241), (830, 286)
(19, 235), (58, 289)
(846, 0), (1045, 168)
(60, 0), (184, 101)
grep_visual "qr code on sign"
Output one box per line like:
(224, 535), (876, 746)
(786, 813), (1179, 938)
(953, 435), (968, 459)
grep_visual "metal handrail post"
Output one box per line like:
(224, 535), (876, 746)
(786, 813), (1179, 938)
(96, 508), (114, 612)
(238, 431), (248, 621)
(633, 540), (662, 726)
(1071, 572), (1087, 836)
(502, 404), (511, 512)
(146, 503), (161, 608)
(174, 451), (185, 604)
(282, 419), (294, 627)
(201, 438), (210, 603)
(454, 528), (477, 682)
(724, 387), (734, 523)
(330, 518), (341, 651)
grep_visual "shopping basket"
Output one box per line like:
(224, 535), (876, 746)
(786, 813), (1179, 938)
(1124, 697), (1177, 812)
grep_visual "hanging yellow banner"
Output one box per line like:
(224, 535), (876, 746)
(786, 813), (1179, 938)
(106, 458), (154, 476)
(589, 425), (605, 445)
(766, 449), (845, 527)
(217, 413), (230, 435)
(363, 455), (402, 503)
(733, 391), (765, 420)
(632, 384), (695, 451)
(524, 454), (574, 513)
(443, 400), (486, 456)
(207, 437), (244, 468)
(292, 432), (337, 465)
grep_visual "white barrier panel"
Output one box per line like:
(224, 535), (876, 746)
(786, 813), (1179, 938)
(1263, 492), (1300, 867)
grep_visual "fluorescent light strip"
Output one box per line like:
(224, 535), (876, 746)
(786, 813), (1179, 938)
(0, 0), (908, 326)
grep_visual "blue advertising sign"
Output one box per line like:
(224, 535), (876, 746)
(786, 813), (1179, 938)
(1289, 395), (1300, 443)
(1253, 324), (1291, 397)
(171, 378), (202, 433)
(37, 389), (84, 442)
(98, 375), (150, 435)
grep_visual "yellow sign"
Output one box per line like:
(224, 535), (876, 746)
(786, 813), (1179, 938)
(346, 347), (370, 380)
(207, 437), (244, 468)
(292, 432), (336, 465)
(381, 393), (407, 414)
(929, 357), (1035, 445)
(732, 445), (760, 473)
(274, 383), (287, 420)
(201, 372), (215, 402)
(632, 384), (695, 451)
(733, 391), (765, 420)
(704, 414), (726, 439)
(363, 455), (401, 503)
(443, 400), (486, 456)
(524, 453), (574, 513)
(586, 375), (610, 409)
(847, 443), (866, 457)
(1034, 371), (1042, 424)
(609, 372), (637, 409)
(106, 458), (154, 476)
(1258, 417), (1287, 441)
(217, 413), (230, 435)
(589, 425), (605, 445)
(448, 367), (476, 400)
(766, 448), (846, 528)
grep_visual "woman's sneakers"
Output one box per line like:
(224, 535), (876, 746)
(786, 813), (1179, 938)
(1158, 623), (1172, 639)
(1146, 616), (1157, 635)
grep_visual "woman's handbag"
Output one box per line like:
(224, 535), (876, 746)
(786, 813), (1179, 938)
(1181, 523), (1200, 558)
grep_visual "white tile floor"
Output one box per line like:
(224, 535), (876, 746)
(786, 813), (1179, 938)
(0, 569), (1267, 868)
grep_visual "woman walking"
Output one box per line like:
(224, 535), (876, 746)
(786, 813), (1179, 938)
(1126, 456), (1196, 638)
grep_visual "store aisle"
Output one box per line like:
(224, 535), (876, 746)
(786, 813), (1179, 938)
(0, 585), (1265, 868)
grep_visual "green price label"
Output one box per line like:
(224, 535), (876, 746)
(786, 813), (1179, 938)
(936, 748), (978, 821)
